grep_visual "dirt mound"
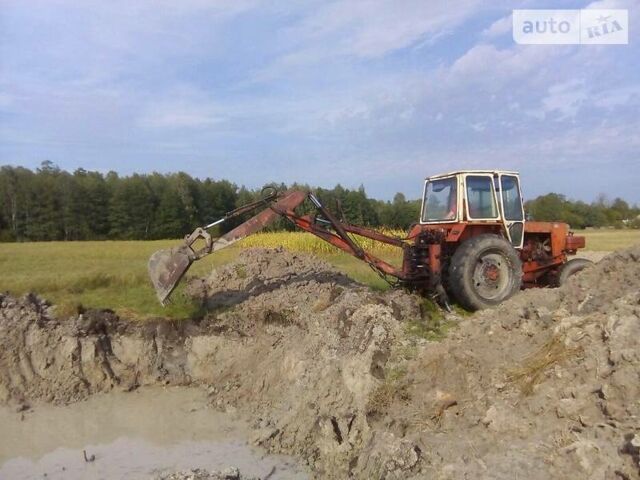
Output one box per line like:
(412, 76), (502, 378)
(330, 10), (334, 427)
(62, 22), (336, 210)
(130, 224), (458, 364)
(562, 245), (640, 314)
(191, 247), (347, 299)
(189, 248), (426, 478)
(1, 246), (639, 479)
(384, 246), (640, 479)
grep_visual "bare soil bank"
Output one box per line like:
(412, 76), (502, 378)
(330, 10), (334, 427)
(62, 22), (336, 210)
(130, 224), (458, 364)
(1, 247), (639, 479)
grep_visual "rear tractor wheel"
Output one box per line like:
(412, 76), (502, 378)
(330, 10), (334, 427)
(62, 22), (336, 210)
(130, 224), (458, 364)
(555, 258), (594, 286)
(448, 234), (523, 311)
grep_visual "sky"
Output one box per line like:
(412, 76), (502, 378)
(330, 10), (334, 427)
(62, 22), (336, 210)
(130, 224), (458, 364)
(0, 0), (638, 203)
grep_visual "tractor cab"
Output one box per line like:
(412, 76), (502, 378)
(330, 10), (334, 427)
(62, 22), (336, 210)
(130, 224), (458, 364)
(420, 170), (525, 248)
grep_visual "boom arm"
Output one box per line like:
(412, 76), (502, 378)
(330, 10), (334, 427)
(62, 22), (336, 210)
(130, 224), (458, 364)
(271, 193), (407, 280)
(148, 189), (408, 304)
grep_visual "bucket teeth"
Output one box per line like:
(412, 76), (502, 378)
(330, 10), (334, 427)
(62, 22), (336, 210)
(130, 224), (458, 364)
(148, 246), (193, 305)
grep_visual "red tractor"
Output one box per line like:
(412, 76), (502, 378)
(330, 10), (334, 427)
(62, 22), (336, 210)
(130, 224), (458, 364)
(149, 170), (590, 311)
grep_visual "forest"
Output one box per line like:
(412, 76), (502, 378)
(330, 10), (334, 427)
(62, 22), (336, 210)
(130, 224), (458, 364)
(0, 162), (638, 241)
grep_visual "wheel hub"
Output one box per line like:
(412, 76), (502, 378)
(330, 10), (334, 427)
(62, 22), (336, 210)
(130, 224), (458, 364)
(472, 252), (511, 300)
(482, 263), (500, 283)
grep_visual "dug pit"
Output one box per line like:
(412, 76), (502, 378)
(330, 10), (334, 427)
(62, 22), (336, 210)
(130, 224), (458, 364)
(0, 386), (305, 479)
(1, 246), (639, 479)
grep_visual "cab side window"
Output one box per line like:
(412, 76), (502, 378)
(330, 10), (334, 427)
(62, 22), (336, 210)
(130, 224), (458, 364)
(466, 176), (498, 219)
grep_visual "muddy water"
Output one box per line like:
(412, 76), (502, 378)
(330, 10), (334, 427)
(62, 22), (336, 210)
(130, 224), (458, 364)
(0, 386), (308, 480)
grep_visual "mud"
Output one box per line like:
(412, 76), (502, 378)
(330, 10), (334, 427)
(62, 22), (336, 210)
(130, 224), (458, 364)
(0, 387), (306, 480)
(1, 246), (639, 479)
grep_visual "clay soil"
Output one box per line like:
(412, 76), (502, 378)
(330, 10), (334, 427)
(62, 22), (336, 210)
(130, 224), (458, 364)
(1, 246), (639, 479)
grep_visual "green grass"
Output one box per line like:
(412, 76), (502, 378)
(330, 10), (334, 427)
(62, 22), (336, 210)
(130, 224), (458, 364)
(0, 240), (402, 319)
(578, 228), (640, 251)
(404, 299), (456, 341)
(0, 228), (635, 320)
(0, 241), (239, 319)
(321, 250), (402, 291)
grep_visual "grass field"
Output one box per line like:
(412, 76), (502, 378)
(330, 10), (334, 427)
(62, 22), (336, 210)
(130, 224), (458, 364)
(0, 240), (235, 319)
(0, 229), (637, 319)
(578, 228), (640, 251)
(0, 237), (400, 319)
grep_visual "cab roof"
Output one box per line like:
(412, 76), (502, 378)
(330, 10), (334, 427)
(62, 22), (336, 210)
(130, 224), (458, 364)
(425, 170), (519, 181)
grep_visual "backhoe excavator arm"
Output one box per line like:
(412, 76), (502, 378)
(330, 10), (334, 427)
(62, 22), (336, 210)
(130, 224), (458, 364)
(269, 194), (407, 280)
(148, 189), (409, 304)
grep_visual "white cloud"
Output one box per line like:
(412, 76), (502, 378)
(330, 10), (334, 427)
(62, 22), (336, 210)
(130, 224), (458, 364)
(137, 89), (223, 129)
(139, 105), (222, 129)
(470, 122), (486, 132)
(482, 15), (512, 38)
(254, 0), (485, 81)
(593, 85), (640, 108)
(286, 0), (484, 58)
(540, 79), (589, 120)
(449, 43), (570, 84)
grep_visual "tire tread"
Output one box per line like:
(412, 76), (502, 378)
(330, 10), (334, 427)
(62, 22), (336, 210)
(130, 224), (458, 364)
(448, 234), (523, 310)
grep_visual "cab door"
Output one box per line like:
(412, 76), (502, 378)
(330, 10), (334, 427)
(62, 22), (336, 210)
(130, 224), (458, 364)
(498, 174), (525, 248)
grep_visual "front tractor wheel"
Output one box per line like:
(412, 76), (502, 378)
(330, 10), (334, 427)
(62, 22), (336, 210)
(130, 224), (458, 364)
(448, 234), (523, 311)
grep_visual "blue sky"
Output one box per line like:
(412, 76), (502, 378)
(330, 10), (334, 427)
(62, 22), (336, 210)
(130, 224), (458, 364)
(0, 0), (638, 202)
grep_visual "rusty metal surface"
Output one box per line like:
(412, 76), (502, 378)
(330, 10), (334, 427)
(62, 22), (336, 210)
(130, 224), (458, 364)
(565, 234), (586, 252)
(280, 212), (407, 279)
(408, 222), (505, 244)
(148, 245), (193, 305)
(216, 190), (307, 248)
(341, 223), (406, 247)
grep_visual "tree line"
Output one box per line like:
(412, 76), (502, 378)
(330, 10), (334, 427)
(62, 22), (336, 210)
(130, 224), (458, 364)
(0, 162), (637, 242)
(0, 162), (421, 241)
(524, 193), (640, 229)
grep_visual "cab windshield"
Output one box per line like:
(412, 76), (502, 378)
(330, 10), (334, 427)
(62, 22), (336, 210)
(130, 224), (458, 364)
(422, 177), (457, 222)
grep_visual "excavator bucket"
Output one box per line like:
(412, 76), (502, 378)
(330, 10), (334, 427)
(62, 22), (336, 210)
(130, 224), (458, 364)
(148, 245), (193, 305)
(148, 190), (308, 305)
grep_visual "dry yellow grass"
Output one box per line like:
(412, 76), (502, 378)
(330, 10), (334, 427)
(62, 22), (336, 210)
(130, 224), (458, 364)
(507, 336), (582, 395)
(578, 228), (640, 251)
(238, 228), (405, 254)
(241, 228), (639, 254)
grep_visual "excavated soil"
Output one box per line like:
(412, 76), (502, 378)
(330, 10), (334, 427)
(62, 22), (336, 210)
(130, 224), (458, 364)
(1, 246), (639, 479)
